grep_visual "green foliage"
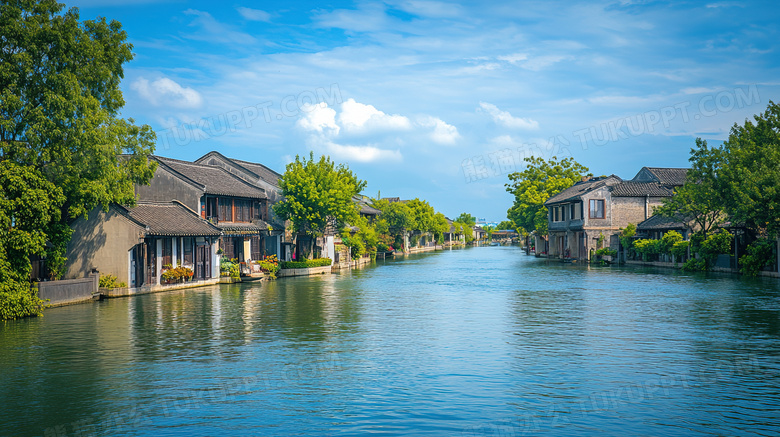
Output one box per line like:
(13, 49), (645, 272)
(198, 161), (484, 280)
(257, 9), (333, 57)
(506, 156), (591, 235)
(280, 258), (332, 269)
(99, 274), (126, 289)
(0, 283), (43, 320)
(619, 224), (637, 256)
(702, 102), (780, 236)
(660, 231), (684, 253)
(595, 248), (617, 257)
(682, 258), (707, 271)
(596, 233), (605, 249)
(274, 152), (366, 240)
(257, 255), (279, 279)
(739, 238), (777, 276)
(409, 234), (420, 247)
(1, 1), (156, 313)
(161, 265), (194, 283)
(0, 162), (64, 319)
(496, 220), (516, 231)
(407, 199), (436, 232)
(682, 231), (733, 271)
(454, 213), (476, 227)
(432, 212), (450, 244)
(701, 231), (732, 257)
(220, 258), (240, 279)
(634, 238), (661, 259)
(670, 241), (689, 259)
(374, 199), (411, 237)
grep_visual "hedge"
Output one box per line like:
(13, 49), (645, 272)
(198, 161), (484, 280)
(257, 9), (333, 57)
(280, 258), (332, 269)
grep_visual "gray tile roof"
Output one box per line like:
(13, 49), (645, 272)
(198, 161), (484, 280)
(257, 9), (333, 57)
(642, 167), (689, 186)
(637, 214), (688, 231)
(545, 176), (621, 205)
(611, 182), (674, 197)
(353, 196), (381, 215)
(226, 157), (282, 187)
(218, 221), (269, 235)
(121, 201), (221, 237)
(154, 156), (267, 199)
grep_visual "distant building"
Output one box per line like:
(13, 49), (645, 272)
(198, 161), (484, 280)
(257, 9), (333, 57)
(544, 167), (688, 260)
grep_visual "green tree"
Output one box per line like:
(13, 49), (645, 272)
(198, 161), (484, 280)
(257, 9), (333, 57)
(506, 156), (591, 235)
(1, 1), (157, 318)
(274, 152), (366, 258)
(496, 220), (515, 231)
(713, 101), (780, 236)
(407, 198), (436, 232)
(0, 162), (64, 319)
(432, 212), (450, 244)
(655, 139), (724, 236)
(379, 201), (412, 237)
(454, 212), (476, 227)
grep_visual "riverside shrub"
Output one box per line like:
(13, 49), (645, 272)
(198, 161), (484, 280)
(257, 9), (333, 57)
(280, 258), (332, 269)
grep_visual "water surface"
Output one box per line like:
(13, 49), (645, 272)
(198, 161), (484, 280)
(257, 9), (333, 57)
(2, 246), (779, 436)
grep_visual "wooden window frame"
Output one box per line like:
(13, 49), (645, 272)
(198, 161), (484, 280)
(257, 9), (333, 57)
(589, 199), (605, 219)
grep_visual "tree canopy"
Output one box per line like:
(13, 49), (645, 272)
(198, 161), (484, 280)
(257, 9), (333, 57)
(274, 152), (366, 239)
(454, 212), (476, 227)
(505, 156), (590, 236)
(655, 139), (724, 236)
(1, 1), (157, 318)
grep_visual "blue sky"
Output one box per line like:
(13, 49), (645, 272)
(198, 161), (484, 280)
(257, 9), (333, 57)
(64, 0), (780, 221)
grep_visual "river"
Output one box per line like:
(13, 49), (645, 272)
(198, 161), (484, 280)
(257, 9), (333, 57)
(2, 246), (779, 436)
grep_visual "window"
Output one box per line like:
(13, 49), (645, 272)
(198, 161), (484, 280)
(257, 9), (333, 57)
(562, 206), (567, 221)
(589, 199), (605, 219)
(570, 204), (576, 220)
(251, 236), (263, 260)
(219, 198), (233, 222)
(234, 200), (251, 222)
(206, 197), (218, 219)
(554, 207), (559, 222)
(183, 237), (193, 264)
(162, 238), (172, 267)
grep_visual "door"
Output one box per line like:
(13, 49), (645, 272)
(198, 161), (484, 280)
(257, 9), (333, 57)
(196, 244), (211, 280)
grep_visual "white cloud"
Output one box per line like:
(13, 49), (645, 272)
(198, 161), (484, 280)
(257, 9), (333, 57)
(131, 77), (203, 109)
(339, 99), (412, 133)
(478, 102), (539, 130)
(297, 102), (340, 136)
(295, 99), (459, 163)
(322, 141), (403, 163)
(237, 7), (271, 22)
(497, 53), (528, 63)
(394, 0), (464, 18)
(183, 9), (257, 44)
(417, 116), (460, 144)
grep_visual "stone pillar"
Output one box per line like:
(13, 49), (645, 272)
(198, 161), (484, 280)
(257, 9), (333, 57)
(155, 239), (162, 285)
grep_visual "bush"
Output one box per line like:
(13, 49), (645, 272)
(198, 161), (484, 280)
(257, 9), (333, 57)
(740, 238), (776, 276)
(684, 231), (733, 271)
(660, 231), (683, 253)
(0, 282), (44, 320)
(257, 255), (280, 279)
(220, 258), (240, 279)
(633, 238), (661, 260)
(280, 258), (332, 269)
(99, 274), (126, 289)
(670, 240), (689, 259)
(595, 247), (617, 257)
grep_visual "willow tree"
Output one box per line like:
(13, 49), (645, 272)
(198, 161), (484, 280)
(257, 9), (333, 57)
(1, 1), (157, 318)
(274, 152), (366, 259)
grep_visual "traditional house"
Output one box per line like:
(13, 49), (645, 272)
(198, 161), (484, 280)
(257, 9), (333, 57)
(193, 152), (288, 259)
(135, 156), (271, 265)
(545, 167), (688, 260)
(65, 201), (221, 288)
